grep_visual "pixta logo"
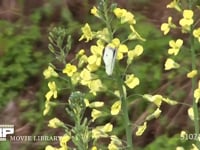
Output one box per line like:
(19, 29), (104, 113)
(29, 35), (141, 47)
(0, 125), (14, 141)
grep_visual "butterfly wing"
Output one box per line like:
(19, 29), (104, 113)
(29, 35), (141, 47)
(103, 46), (116, 76)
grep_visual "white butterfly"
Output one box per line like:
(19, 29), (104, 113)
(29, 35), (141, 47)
(103, 46), (117, 76)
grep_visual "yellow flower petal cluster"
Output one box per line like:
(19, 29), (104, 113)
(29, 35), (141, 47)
(87, 45), (104, 72)
(187, 70), (197, 78)
(191, 144), (199, 150)
(193, 28), (200, 42)
(92, 123), (113, 139)
(108, 135), (122, 150)
(79, 23), (93, 42)
(146, 108), (162, 120)
(128, 25), (145, 41)
(43, 66), (58, 79)
(179, 10), (194, 33)
(43, 101), (51, 116)
(91, 109), (102, 122)
(111, 100), (121, 115)
(125, 74), (140, 89)
(143, 94), (162, 107)
(127, 44), (143, 64)
(84, 99), (104, 108)
(80, 67), (104, 94)
(113, 8), (136, 24)
(48, 117), (64, 128)
(45, 81), (57, 101)
(59, 134), (71, 149)
(164, 58), (180, 70)
(194, 81), (200, 103)
(188, 107), (194, 120)
(88, 79), (104, 95)
(62, 63), (77, 77)
(45, 134), (70, 150)
(91, 6), (100, 18)
(168, 39), (183, 56)
(161, 17), (176, 35)
(80, 68), (92, 85)
(136, 122), (147, 136)
(167, 0), (181, 12)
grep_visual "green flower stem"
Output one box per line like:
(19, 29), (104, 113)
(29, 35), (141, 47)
(118, 76), (133, 150)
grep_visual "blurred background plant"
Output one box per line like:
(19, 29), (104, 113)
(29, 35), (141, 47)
(0, 0), (199, 149)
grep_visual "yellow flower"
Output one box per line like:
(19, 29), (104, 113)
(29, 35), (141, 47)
(110, 135), (122, 146)
(127, 44), (143, 64)
(179, 10), (194, 32)
(91, 109), (102, 122)
(146, 108), (162, 120)
(136, 122), (147, 136)
(71, 72), (80, 85)
(59, 134), (70, 149)
(84, 99), (104, 108)
(80, 68), (92, 85)
(161, 17), (176, 35)
(76, 49), (85, 58)
(113, 8), (125, 18)
(168, 39), (183, 56)
(102, 123), (113, 132)
(62, 63), (77, 77)
(43, 101), (51, 116)
(92, 123), (112, 139)
(143, 94), (162, 107)
(193, 28), (200, 42)
(43, 66), (58, 79)
(111, 100), (121, 115)
(191, 144), (198, 150)
(45, 145), (58, 150)
(87, 45), (104, 72)
(79, 23), (93, 42)
(48, 118), (64, 128)
(164, 58), (180, 70)
(167, 0), (181, 11)
(176, 147), (184, 150)
(91, 146), (97, 150)
(88, 79), (103, 95)
(187, 70), (198, 78)
(45, 81), (57, 101)
(91, 6), (100, 18)
(128, 25), (145, 41)
(108, 141), (118, 150)
(113, 8), (136, 24)
(78, 55), (88, 68)
(194, 89), (200, 103)
(188, 107), (194, 120)
(194, 83), (200, 103)
(125, 74), (140, 89)
(162, 98), (178, 105)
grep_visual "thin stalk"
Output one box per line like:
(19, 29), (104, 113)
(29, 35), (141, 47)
(118, 77), (133, 150)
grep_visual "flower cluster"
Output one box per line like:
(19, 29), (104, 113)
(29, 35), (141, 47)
(43, 0), (146, 149)
(161, 0), (200, 149)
